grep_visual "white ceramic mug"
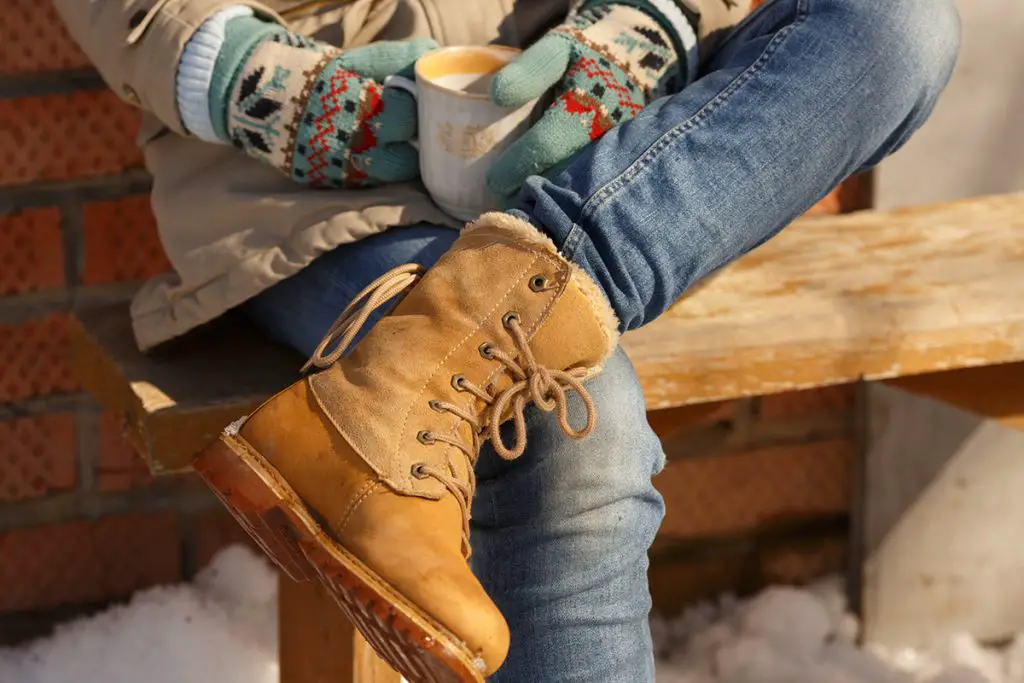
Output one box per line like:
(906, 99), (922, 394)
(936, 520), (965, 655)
(387, 46), (536, 222)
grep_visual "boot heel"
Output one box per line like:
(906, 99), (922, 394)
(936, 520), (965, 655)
(195, 436), (482, 682)
(193, 436), (314, 583)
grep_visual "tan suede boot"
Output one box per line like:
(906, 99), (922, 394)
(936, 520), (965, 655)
(193, 213), (619, 683)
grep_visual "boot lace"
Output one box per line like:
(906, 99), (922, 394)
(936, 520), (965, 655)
(303, 264), (599, 556)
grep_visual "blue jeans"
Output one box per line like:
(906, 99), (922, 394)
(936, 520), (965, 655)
(514, 0), (961, 331)
(244, 0), (959, 680)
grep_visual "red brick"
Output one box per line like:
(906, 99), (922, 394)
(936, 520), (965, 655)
(649, 553), (752, 618)
(0, 313), (79, 402)
(192, 510), (259, 572)
(82, 196), (171, 285)
(647, 400), (737, 442)
(650, 533), (848, 617)
(759, 384), (856, 419)
(0, 207), (65, 295)
(0, 92), (142, 187)
(656, 439), (853, 541)
(0, 414), (76, 503)
(759, 534), (848, 585)
(0, 1), (90, 75)
(96, 412), (153, 492)
(0, 512), (181, 612)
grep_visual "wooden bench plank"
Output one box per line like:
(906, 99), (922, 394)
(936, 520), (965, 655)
(71, 193), (1024, 471)
(625, 193), (1024, 408)
(72, 308), (300, 473)
(861, 384), (1024, 647)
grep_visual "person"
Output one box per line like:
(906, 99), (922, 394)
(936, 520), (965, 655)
(55, 0), (959, 681)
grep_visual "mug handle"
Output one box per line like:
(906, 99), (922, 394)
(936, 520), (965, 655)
(383, 74), (420, 151)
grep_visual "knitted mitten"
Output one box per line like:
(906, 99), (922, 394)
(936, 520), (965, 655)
(179, 12), (436, 188)
(485, 0), (698, 198)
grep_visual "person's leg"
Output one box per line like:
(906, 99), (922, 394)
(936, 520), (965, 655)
(514, 0), (961, 330)
(243, 227), (666, 683)
(472, 347), (666, 683)
(203, 5), (959, 679)
(243, 224), (459, 356)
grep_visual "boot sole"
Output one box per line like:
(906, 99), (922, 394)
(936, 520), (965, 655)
(193, 432), (486, 683)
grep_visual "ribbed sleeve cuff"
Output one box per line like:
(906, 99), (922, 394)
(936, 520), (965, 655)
(175, 5), (254, 142)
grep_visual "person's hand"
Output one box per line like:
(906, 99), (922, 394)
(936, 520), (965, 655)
(485, 2), (695, 199)
(223, 31), (437, 187)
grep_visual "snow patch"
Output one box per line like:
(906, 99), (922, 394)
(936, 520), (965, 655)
(1, 545), (1020, 683)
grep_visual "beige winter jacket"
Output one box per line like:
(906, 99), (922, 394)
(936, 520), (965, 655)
(53, 0), (750, 350)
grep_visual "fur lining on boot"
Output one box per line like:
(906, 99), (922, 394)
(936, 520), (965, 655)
(463, 212), (560, 253)
(568, 261), (621, 360)
(465, 212), (621, 360)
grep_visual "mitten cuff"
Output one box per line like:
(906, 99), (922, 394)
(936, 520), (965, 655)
(581, 0), (700, 88)
(647, 0), (700, 84)
(209, 15), (290, 142)
(176, 5), (256, 142)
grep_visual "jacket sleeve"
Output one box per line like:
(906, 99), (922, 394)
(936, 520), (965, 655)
(52, 0), (288, 135)
(51, 0), (404, 137)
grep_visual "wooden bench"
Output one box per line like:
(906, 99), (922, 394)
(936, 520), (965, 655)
(71, 193), (1024, 680)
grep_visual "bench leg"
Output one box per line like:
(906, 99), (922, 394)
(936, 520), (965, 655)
(859, 383), (1024, 649)
(279, 573), (402, 683)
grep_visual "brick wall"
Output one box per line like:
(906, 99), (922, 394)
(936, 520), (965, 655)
(0, 0), (867, 637)
(645, 386), (860, 615)
(0, 2), (249, 643)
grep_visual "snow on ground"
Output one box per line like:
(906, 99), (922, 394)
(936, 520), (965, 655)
(650, 577), (1017, 683)
(0, 544), (1021, 683)
(0, 546), (278, 683)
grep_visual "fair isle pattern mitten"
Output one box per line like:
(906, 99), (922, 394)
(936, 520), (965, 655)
(226, 36), (436, 188)
(486, 1), (698, 198)
(175, 9), (436, 188)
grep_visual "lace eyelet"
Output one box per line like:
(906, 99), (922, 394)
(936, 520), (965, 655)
(428, 399), (445, 412)
(451, 374), (467, 391)
(411, 463), (429, 479)
(529, 275), (548, 292)
(502, 311), (521, 328)
(417, 430), (436, 445)
(479, 342), (494, 359)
